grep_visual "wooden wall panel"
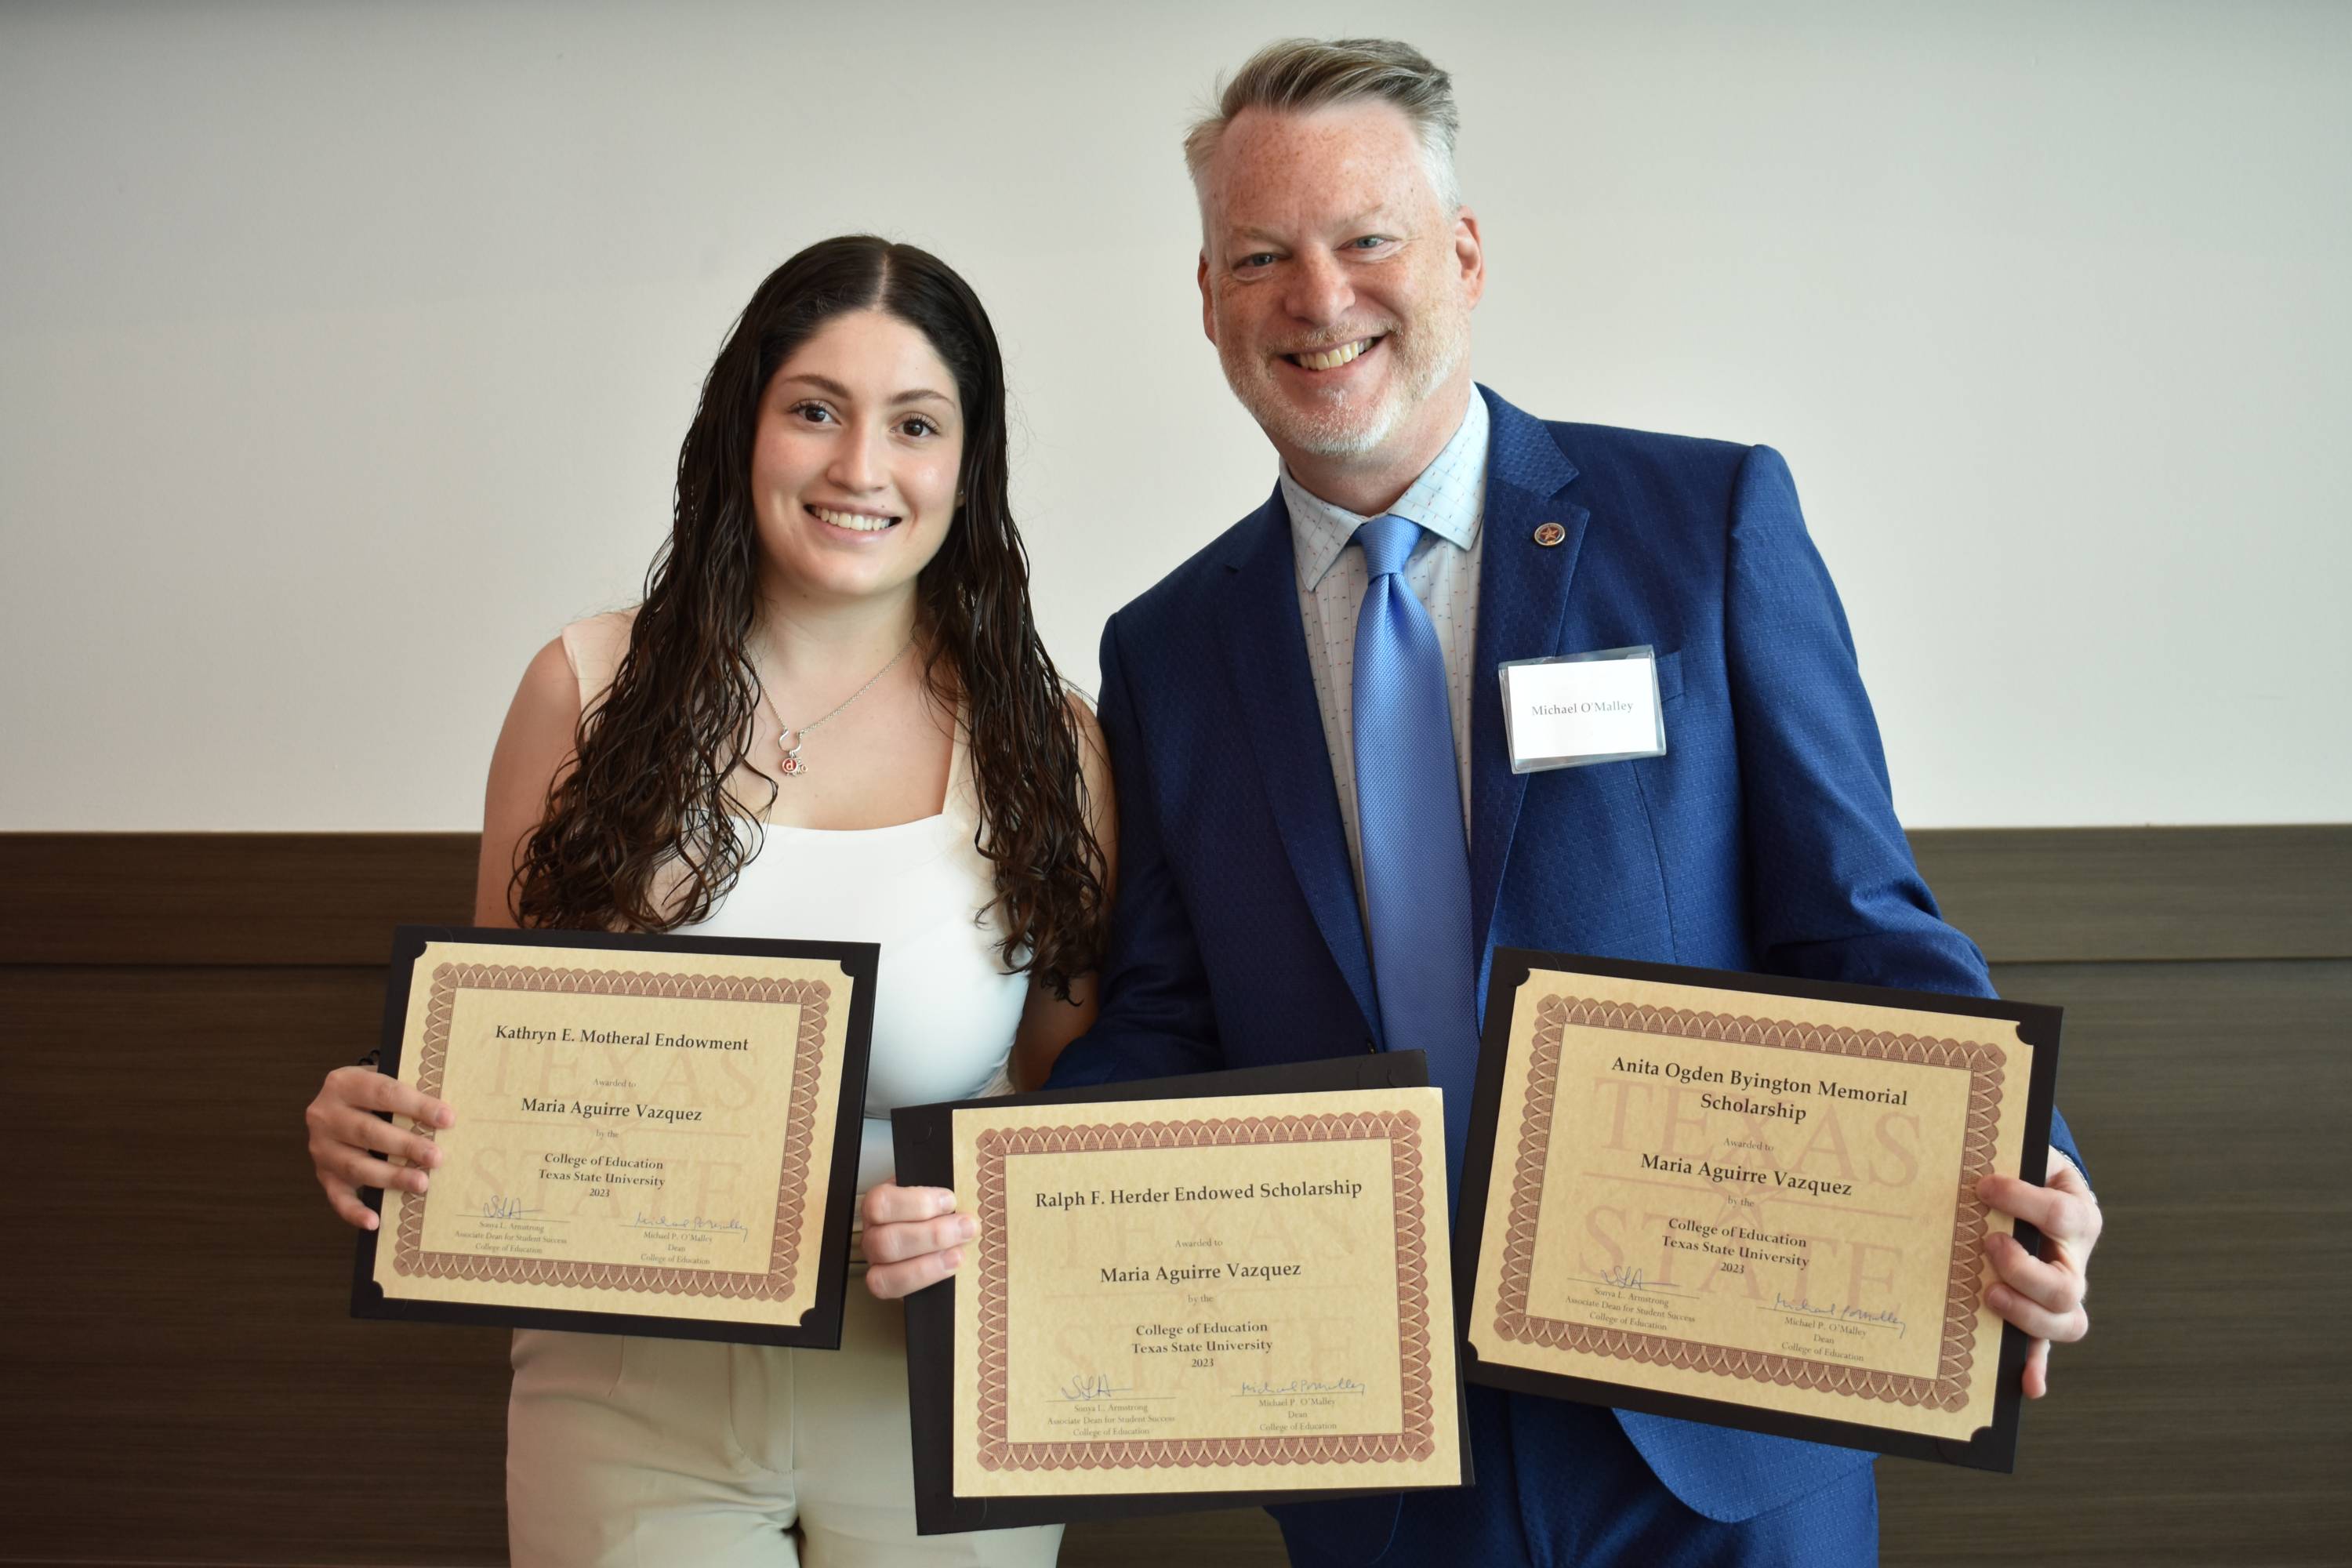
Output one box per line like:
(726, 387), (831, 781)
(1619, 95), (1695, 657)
(1908, 825), (2351, 963)
(6, 826), (2345, 968)
(0, 829), (2343, 1566)
(1874, 958), (2351, 1568)
(0, 833), (480, 966)
(0, 967), (510, 1566)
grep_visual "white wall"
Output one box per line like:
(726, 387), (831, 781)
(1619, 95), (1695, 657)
(2, 0), (2344, 829)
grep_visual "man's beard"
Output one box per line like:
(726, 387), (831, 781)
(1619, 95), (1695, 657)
(1219, 306), (1470, 459)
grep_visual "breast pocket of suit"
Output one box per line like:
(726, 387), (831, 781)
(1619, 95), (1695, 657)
(1654, 648), (1685, 706)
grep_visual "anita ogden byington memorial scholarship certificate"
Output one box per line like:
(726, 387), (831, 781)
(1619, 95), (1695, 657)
(1468, 962), (2045, 1448)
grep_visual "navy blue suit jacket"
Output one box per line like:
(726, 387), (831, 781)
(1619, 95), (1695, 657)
(1047, 387), (2082, 1561)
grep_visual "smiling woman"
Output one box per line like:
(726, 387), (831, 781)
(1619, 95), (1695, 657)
(300, 234), (1109, 1566)
(753, 314), (967, 601)
(510, 238), (1109, 963)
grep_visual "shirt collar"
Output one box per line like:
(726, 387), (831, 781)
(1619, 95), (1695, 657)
(1282, 390), (1490, 593)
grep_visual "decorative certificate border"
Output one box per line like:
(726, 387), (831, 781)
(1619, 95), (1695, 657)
(972, 1111), (1436, 1472)
(1493, 994), (2005, 1412)
(390, 962), (830, 1302)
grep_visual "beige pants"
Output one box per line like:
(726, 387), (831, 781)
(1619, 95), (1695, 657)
(507, 1266), (1063, 1567)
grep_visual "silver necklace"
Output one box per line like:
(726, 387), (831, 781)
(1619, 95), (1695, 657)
(758, 634), (916, 779)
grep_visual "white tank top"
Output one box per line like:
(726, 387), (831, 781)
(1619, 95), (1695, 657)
(560, 611), (1027, 1201)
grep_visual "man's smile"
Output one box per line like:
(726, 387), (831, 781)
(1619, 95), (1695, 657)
(1279, 335), (1387, 374)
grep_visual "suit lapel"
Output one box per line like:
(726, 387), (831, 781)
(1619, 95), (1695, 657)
(1218, 490), (1383, 1037)
(1468, 389), (1587, 982)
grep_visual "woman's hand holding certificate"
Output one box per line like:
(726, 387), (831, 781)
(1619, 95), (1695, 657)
(861, 1183), (978, 1301)
(307, 1065), (453, 1232)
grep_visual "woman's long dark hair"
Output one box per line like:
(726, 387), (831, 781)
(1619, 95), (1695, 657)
(514, 236), (1107, 998)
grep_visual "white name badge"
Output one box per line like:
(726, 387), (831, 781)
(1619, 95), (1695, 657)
(1497, 645), (1667, 774)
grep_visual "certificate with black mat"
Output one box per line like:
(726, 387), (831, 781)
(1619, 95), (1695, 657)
(1457, 951), (2060, 1472)
(895, 1053), (1468, 1534)
(351, 924), (875, 1348)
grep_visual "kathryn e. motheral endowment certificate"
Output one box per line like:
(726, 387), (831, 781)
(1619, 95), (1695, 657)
(352, 926), (874, 1348)
(1460, 953), (2059, 1471)
(947, 1085), (1463, 1501)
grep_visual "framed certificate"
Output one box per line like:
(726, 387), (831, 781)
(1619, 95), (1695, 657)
(896, 1054), (1470, 1534)
(1457, 951), (2060, 1472)
(350, 924), (875, 1348)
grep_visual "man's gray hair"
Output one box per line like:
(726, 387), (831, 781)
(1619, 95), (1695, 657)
(1184, 37), (1462, 212)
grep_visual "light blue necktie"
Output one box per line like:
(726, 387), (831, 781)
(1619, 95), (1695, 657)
(1350, 514), (1479, 1198)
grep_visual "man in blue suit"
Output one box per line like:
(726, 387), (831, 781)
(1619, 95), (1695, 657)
(1040, 37), (2100, 1568)
(862, 33), (2103, 1566)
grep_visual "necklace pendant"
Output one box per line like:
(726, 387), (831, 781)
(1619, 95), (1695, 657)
(779, 734), (808, 779)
